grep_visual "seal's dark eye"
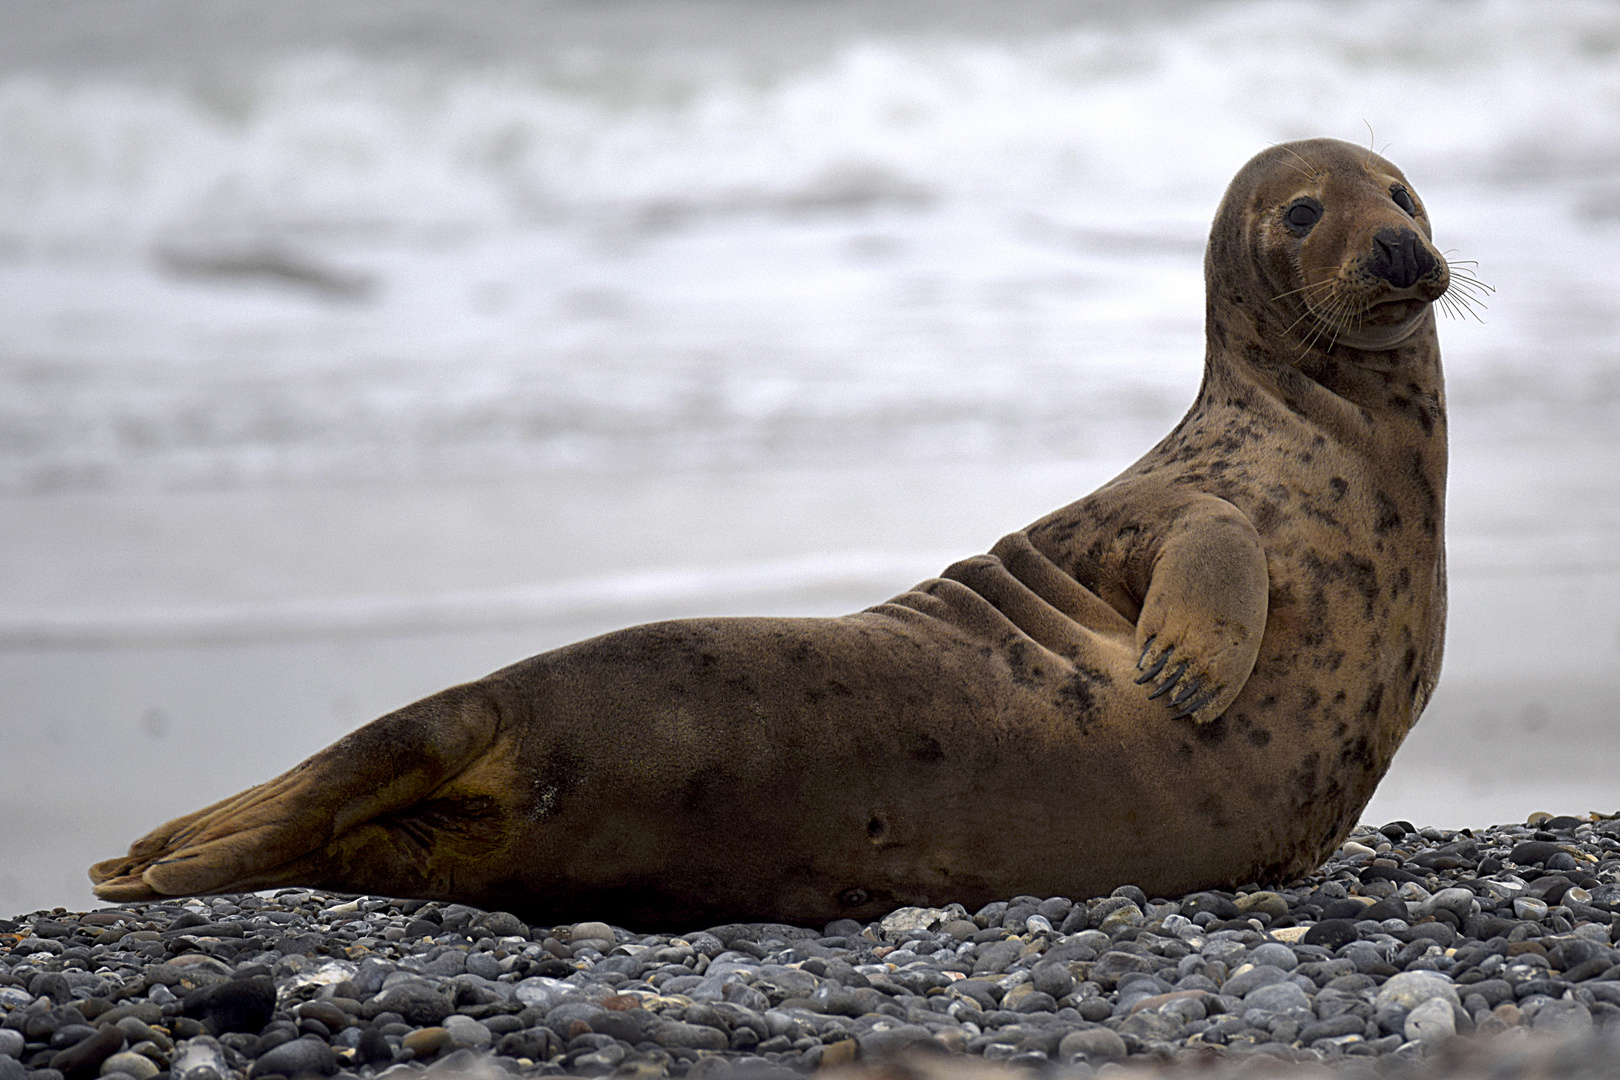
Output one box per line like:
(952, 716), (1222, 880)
(1390, 184), (1417, 216)
(1283, 199), (1322, 236)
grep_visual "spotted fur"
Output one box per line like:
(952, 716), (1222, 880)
(91, 140), (1449, 928)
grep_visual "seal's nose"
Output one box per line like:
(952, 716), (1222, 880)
(1368, 227), (1435, 290)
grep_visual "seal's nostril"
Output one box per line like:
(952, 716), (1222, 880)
(1370, 227), (1430, 289)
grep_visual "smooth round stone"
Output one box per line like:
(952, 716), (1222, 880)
(1032, 962), (1075, 999)
(296, 1001), (348, 1031)
(653, 1021), (729, 1050)
(856, 1024), (935, 1060)
(877, 907), (958, 936)
(368, 982), (452, 1026)
(1304, 920), (1359, 950)
(1422, 888), (1477, 920)
(1236, 892), (1291, 919)
(1014, 991), (1059, 1013)
(1510, 841), (1563, 866)
(0, 1030), (23, 1058)
(574, 1045), (626, 1071)
(1098, 902), (1144, 933)
(465, 951), (502, 980)
(99, 1052), (158, 1080)
(351, 1028), (391, 1066)
(1245, 981), (1312, 1015)
(1514, 898), (1550, 921)
(569, 922), (617, 945)
(1376, 971), (1461, 1011)
(1223, 964), (1289, 998)
(401, 1027), (453, 1058)
(471, 911), (529, 938)
(422, 950), (466, 977)
(0, 1062), (25, 1080)
(248, 1035), (335, 1079)
(190, 978), (276, 1036)
(442, 1015), (492, 1050)
(1533, 1000), (1593, 1034)
(29, 973), (74, 1003)
(1249, 943), (1298, 972)
(51, 1024), (97, 1051)
(49, 1023), (124, 1077)
(1059, 1027), (1127, 1062)
(1403, 997), (1456, 1046)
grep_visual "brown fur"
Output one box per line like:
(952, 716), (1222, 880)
(90, 139), (1451, 928)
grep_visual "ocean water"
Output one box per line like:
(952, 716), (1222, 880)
(3, 0), (1620, 916)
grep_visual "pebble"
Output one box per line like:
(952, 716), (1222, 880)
(7, 813), (1620, 1076)
(95, 1052), (156, 1080)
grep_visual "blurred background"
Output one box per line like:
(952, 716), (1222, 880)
(3, 0), (1619, 917)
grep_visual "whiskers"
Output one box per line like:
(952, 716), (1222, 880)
(1273, 277), (1360, 352)
(1436, 254), (1494, 323)
(1271, 252), (1496, 352)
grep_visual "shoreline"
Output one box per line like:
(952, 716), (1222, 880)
(6, 814), (1620, 1077)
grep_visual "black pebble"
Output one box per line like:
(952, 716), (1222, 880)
(28, 973), (73, 1003)
(1180, 892), (1240, 920)
(249, 1035), (336, 1079)
(357, 1028), (393, 1066)
(1477, 857), (1504, 875)
(1304, 919), (1359, 950)
(1359, 897), (1408, 922)
(1380, 822), (1411, 839)
(185, 977), (277, 1036)
(1320, 899), (1369, 920)
(1511, 841), (1564, 866)
(48, 1024), (123, 1080)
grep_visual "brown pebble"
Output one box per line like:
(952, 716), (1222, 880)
(602, 995), (644, 1012)
(401, 1027), (452, 1058)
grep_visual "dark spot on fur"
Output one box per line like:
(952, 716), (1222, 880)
(681, 767), (744, 817)
(867, 817), (886, 840)
(1339, 735), (1375, 770)
(1374, 492), (1403, 535)
(1360, 683), (1385, 719)
(1196, 792), (1231, 829)
(839, 888), (869, 907)
(1193, 715), (1229, 746)
(1246, 726), (1272, 748)
(912, 735), (945, 763)
(1329, 477), (1348, 499)
(1057, 669), (1103, 731)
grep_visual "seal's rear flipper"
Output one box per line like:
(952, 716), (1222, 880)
(88, 687), (500, 900)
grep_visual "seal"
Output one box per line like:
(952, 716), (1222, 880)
(90, 138), (1454, 927)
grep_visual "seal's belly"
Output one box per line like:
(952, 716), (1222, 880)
(502, 605), (1317, 921)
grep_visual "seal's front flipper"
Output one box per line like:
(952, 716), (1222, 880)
(1133, 497), (1268, 724)
(88, 687), (500, 901)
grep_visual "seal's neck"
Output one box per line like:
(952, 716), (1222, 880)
(1203, 296), (1447, 453)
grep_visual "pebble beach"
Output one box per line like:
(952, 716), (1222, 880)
(7, 814), (1620, 1079)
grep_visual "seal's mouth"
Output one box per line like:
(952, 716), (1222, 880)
(1326, 297), (1431, 350)
(1360, 296), (1431, 325)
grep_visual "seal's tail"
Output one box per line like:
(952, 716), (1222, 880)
(88, 685), (499, 901)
